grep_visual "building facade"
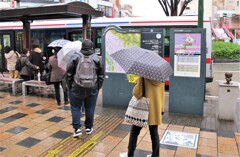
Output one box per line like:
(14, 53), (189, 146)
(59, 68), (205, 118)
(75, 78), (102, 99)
(0, 0), (117, 17)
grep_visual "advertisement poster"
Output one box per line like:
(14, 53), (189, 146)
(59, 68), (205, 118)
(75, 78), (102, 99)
(105, 29), (141, 73)
(174, 33), (201, 77)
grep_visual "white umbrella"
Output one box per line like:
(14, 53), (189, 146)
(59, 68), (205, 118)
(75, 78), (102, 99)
(57, 40), (82, 70)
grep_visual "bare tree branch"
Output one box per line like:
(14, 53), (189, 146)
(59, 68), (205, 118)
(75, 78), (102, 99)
(178, 0), (193, 16)
(158, 0), (193, 16)
(158, 0), (169, 16)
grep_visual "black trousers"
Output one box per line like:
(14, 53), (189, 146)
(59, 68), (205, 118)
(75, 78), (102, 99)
(53, 81), (68, 104)
(128, 125), (159, 157)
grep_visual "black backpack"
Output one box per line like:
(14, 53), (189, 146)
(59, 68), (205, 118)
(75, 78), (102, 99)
(15, 52), (22, 71)
(74, 53), (97, 88)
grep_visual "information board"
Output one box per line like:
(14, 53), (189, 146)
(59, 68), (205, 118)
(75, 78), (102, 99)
(141, 28), (164, 57)
(169, 28), (206, 116)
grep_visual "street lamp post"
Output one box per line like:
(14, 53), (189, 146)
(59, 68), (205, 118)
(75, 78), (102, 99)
(198, 0), (204, 28)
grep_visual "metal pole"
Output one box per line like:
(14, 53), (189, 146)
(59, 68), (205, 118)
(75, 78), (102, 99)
(198, 0), (204, 28)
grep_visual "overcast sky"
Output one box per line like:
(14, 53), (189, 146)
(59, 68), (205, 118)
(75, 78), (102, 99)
(121, 0), (165, 17)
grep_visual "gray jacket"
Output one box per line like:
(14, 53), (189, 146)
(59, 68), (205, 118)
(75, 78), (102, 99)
(19, 54), (38, 77)
(48, 55), (65, 82)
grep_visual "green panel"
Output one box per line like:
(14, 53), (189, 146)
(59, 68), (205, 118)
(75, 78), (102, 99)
(169, 28), (206, 116)
(102, 26), (141, 108)
(102, 73), (134, 108)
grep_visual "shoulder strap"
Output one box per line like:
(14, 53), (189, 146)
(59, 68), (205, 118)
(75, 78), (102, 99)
(142, 78), (145, 97)
(14, 51), (19, 57)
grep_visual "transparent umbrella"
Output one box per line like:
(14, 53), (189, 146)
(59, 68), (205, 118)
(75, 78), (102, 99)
(48, 39), (71, 48)
(57, 40), (82, 70)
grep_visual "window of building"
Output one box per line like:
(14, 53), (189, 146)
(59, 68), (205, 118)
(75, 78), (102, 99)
(98, 5), (112, 17)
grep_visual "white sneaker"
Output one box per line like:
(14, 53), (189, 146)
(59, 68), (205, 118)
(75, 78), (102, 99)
(85, 128), (93, 135)
(146, 154), (152, 157)
(73, 128), (82, 138)
(119, 152), (127, 157)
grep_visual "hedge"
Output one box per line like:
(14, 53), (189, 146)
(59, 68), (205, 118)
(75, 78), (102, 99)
(212, 41), (240, 59)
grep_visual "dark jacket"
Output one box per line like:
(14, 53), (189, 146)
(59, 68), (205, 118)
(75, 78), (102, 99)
(29, 48), (44, 72)
(65, 49), (104, 90)
(19, 54), (38, 77)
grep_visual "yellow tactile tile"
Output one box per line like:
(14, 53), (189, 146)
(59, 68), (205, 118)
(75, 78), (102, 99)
(198, 137), (217, 147)
(197, 145), (218, 157)
(199, 131), (217, 139)
(175, 147), (197, 157)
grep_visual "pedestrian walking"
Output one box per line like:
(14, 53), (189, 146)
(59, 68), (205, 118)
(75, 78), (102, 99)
(4, 46), (20, 79)
(121, 77), (165, 157)
(48, 47), (69, 106)
(65, 39), (104, 137)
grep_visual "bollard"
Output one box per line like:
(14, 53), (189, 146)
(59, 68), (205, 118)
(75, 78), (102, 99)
(217, 73), (239, 120)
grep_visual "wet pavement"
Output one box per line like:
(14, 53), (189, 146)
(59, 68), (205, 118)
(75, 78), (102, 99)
(0, 88), (240, 157)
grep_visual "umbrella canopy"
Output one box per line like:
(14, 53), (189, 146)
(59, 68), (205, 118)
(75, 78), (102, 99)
(57, 40), (82, 70)
(48, 39), (71, 47)
(110, 46), (173, 82)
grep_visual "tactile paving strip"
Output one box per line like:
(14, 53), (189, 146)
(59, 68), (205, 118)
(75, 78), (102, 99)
(40, 115), (123, 157)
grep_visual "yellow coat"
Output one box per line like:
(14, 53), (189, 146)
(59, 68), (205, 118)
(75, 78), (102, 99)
(132, 77), (164, 125)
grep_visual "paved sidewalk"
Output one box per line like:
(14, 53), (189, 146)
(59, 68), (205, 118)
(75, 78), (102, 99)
(0, 91), (239, 157)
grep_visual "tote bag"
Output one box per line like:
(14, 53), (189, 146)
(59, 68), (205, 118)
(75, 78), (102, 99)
(125, 78), (149, 128)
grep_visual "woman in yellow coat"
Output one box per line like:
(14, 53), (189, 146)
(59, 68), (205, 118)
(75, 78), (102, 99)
(127, 77), (164, 157)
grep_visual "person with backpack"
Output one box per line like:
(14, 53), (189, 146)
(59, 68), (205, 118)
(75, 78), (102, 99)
(65, 39), (104, 137)
(4, 46), (20, 79)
